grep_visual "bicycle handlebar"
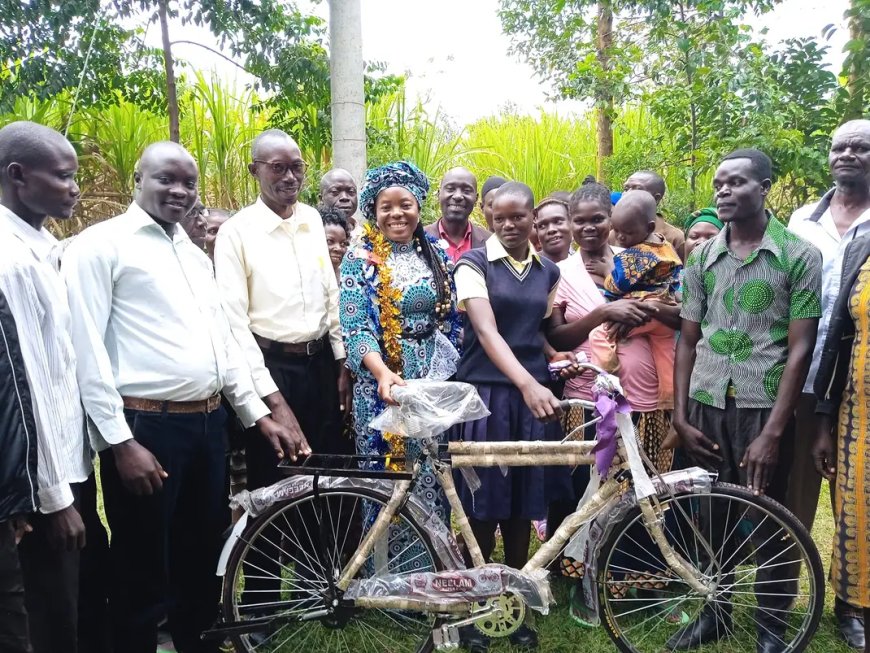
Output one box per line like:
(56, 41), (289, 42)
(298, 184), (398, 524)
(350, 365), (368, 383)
(558, 398), (596, 412)
(573, 361), (608, 376)
(556, 363), (612, 413)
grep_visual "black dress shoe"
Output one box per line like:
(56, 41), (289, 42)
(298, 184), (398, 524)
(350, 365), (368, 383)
(834, 610), (866, 649)
(665, 606), (732, 650)
(756, 630), (787, 653)
(509, 624), (539, 650)
(459, 625), (490, 653)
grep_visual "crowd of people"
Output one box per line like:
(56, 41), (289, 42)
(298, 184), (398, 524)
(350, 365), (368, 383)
(0, 116), (868, 653)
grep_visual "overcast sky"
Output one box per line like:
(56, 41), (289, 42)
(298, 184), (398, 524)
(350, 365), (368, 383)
(163, 0), (850, 126)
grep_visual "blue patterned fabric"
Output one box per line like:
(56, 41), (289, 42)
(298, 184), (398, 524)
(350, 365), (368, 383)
(339, 236), (461, 546)
(359, 161), (430, 222)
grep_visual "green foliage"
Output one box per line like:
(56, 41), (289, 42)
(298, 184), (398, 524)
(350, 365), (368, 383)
(0, 2), (166, 113)
(78, 97), (164, 197)
(498, 0), (777, 106)
(182, 73), (269, 209)
(498, 0), (849, 217)
(0, 1), (856, 233)
(827, 0), (870, 118)
(460, 107), (713, 222)
(0, 0), (402, 160)
(367, 87), (483, 223)
(461, 110), (598, 201)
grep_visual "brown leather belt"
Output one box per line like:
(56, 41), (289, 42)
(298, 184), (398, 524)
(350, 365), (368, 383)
(122, 394), (221, 414)
(254, 334), (325, 357)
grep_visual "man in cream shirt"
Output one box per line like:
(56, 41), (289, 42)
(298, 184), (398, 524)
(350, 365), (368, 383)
(215, 128), (349, 490)
(63, 141), (299, 653)
(214, 129), (350, 610)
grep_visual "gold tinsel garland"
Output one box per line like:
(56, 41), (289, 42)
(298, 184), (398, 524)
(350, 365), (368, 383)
(364, 223), (405, 469)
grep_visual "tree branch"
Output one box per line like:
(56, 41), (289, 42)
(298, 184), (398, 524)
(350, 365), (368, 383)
(169, 39), (250, 74)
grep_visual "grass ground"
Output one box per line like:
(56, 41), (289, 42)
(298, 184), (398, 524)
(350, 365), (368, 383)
(500, 482), (852, 653)
(94, 463), (853, 653)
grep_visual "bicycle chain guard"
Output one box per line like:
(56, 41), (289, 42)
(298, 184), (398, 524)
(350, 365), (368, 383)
(472, 593), (526, 638)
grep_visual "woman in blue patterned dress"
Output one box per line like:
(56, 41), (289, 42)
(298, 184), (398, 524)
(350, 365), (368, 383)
(339, 162), (461, 563)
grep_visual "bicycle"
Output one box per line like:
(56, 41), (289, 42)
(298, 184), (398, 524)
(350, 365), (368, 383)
(211, 363), (824, 653)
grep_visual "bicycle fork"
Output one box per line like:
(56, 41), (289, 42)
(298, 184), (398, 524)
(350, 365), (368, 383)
(638, 497), (714, 597)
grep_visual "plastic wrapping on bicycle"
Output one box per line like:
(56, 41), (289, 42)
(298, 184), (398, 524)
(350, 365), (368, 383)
(277, 453), (414, 480)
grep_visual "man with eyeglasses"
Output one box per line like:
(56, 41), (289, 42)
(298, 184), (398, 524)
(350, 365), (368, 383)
(214, 129), (349, 496)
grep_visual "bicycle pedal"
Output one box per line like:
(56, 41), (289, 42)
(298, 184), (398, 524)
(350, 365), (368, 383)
(432, 623), (461, 650)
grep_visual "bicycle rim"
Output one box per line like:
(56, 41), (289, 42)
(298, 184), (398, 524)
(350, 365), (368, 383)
(222, 488), (440, 653)
(597, 483), (823, 653)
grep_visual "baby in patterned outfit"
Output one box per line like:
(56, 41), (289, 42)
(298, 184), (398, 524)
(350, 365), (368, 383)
(590, 190), (682, 407)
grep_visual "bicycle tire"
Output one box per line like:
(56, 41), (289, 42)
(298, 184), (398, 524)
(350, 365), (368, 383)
(221, 486), (444, 653)
(596, 482), (824, 653)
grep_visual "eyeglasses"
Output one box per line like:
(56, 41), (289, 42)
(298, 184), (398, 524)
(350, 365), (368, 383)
(252, 159), (308, 177)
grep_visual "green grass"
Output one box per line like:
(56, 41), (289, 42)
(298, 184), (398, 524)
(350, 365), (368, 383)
(484, 482), (851, 653)
(95, 464), (852, 653)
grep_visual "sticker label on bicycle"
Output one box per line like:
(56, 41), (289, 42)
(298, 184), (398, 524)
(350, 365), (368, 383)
(412, 569), (504, 596)
(345, 563), (553, 610)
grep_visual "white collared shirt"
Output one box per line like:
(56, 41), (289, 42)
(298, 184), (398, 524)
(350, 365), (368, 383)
(0, 206), (90, 513)
(788, 189), (870, 392)
(214, 198), (344, 398)
(454, 235), (558, 315)
(62, 202), (269, 450)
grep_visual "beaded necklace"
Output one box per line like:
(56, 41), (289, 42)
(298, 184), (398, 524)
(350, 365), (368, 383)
(360, 223), (457, 469)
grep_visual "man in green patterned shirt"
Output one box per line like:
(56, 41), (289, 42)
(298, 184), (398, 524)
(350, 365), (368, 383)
(672, 149), (822, 652)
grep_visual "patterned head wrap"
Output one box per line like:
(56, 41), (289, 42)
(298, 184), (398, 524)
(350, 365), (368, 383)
(684, 207), (723, 234)
(359, 161), (430, 222)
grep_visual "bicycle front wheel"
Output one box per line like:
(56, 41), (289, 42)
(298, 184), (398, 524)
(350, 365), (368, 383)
(222, 486), (443, 653)
(597, 482), (823, 653)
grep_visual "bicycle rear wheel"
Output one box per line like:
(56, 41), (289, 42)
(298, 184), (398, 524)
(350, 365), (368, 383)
(596, 482), (823, 653)
(222, 487), (443, 653)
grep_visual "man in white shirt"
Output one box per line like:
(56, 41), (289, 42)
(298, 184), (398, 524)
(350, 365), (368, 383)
(788, 119), (870, 650)
(63, 141), (298, 653)
(0, 121), (92, 653)
(215, 128), (349, 486)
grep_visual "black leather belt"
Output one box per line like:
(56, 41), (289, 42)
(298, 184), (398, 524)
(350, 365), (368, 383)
(254, 334), (326, 356)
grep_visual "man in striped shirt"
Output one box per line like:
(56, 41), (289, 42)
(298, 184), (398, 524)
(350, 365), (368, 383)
(673, 149), (822, 653)
(0, 121), (92, 653)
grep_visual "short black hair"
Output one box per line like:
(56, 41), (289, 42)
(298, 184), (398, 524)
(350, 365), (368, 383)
(206, 207), (233, 219)
(612, 189), (657, 228)
(721, 148), (772, 182)
(570, 175), (612, 213)
(251, 128), (297, 160)
(547, 190), (571, 203)
(481, 175), (508, 200)
(494, 181), (534, 209)
(318, 205), (351, 239)
(631, 170), (666, 199)
(0, 121), (73, 179)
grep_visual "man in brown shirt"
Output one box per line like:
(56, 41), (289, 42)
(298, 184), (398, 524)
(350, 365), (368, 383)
(619, 170), (686, 260)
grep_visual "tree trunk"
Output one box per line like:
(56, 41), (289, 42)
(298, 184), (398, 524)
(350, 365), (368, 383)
(595, 1), (614, 182)
(158, 0), (180, 143)
(328, 0), (367, 188)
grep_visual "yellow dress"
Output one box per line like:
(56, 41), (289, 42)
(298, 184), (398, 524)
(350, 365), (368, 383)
(833, 258), (870, 608)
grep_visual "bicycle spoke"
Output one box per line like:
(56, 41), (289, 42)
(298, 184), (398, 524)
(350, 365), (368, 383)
(226, 490), (436, 653)
(600, 486), (821, 653)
